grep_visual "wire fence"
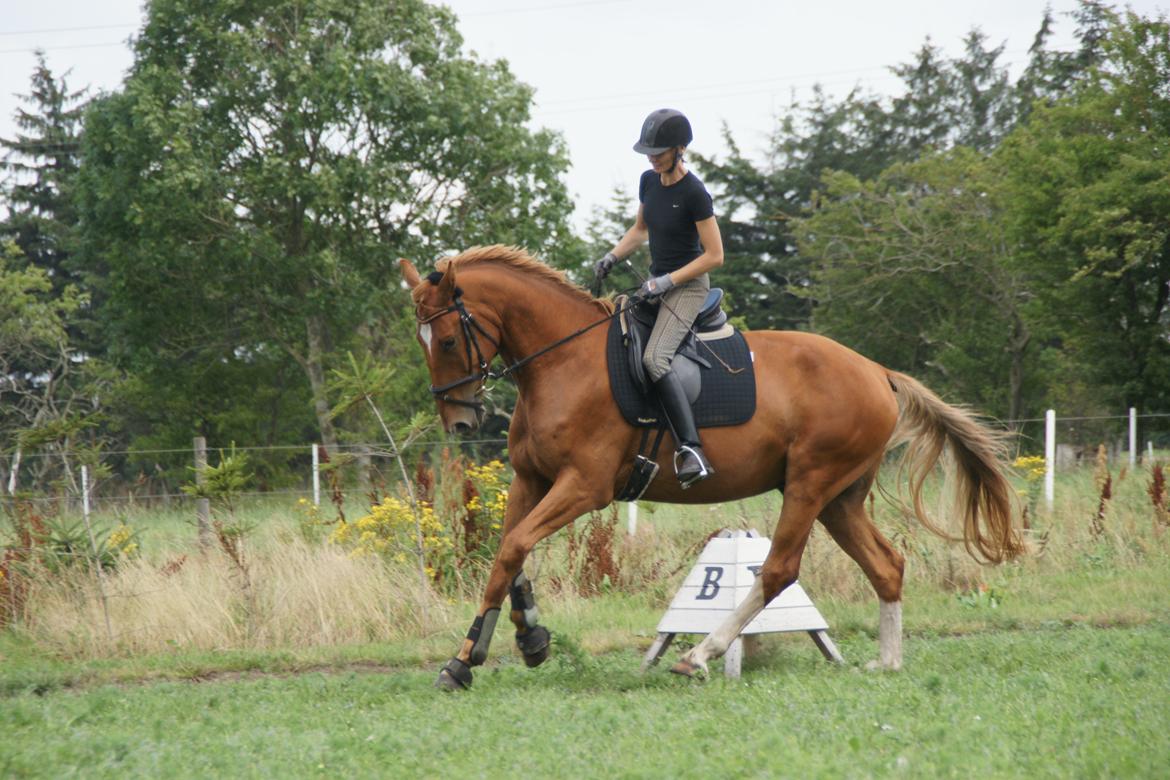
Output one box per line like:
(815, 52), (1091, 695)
(3, 409), (1169, 516)
(2, 436), (511, 513)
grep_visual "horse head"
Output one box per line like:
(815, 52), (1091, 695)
(399, 256), (500, 434)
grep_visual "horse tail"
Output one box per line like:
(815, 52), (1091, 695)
(885, 371), (1024, 564)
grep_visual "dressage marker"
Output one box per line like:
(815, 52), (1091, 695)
(643, 529), (841, 678)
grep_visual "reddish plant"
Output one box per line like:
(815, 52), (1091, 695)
(0, 501), (48, 628)
(159, 554), (188, 577)
(1091, 473), (1112, 539)
(1149, 463), (1168, 528)
(578, 508), (619, 595)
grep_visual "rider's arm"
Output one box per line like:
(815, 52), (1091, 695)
(610, 205), (649, 259)
(667, 216), (723, 285)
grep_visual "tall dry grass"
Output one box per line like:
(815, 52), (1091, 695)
(7, 456), (1168, 660)
(21, 539), (455, 657)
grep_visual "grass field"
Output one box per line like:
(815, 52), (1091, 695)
(2, 461), (1169, 777)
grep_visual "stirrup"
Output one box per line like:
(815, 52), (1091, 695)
(674, 445), (713, 488)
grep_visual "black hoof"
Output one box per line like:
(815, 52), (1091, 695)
(435, 658), (473, 691)
(517, 625), (551, 668)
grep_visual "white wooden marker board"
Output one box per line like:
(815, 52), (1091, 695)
(643, 529), (843, 677)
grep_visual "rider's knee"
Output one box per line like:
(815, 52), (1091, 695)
(643, 351), (669, 382)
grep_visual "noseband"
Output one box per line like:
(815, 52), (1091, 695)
(416, 295), (500, 412)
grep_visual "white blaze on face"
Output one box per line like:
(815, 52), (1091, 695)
(418, 323), (433, 356)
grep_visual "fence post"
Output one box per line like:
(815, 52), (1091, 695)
(81, 464), (91, 525)
(80, 465), (114, 644)
(194, 436), (211, 547)
(6, 447), (19, 495)
(627, 501), (638, 536)
(1044, 409), (1056, 512)
(312, 444), (321, 508)
(1129, 407), (1137, 468)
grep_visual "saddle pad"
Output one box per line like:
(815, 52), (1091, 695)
(606, 316), (757, 429)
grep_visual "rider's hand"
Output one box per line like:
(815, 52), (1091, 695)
(594, 252), (618, 279)
(637, 273), (675, 300)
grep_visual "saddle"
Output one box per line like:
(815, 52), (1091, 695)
(621, 288), (733, 402)
(606, 289), (756, 431)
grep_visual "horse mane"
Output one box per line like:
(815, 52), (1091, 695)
(416, 244), (614, 314)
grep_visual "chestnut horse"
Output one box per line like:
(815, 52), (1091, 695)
(399, 245), (1022, 690)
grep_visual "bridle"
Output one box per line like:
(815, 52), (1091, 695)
(416, 294), (501, 412)
(415, 289), (639, 413)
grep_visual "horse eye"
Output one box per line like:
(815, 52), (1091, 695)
(441, 337), (457, 352)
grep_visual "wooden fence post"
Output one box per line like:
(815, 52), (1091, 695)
(194, 436), (211, 547)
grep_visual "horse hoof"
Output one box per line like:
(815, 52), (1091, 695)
(669, 659), (707, 680)
(517, 625), (551, 668)
(435, 658), (473, 691)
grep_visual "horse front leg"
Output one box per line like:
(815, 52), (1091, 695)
(436, 470), (600, 691)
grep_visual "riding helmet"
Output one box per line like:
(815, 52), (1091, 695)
(632, 109), (693, 155)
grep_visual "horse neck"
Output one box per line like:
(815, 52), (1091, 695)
(464, 266), (602, 368)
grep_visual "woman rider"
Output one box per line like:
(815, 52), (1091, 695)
(595, 108), (724, 488)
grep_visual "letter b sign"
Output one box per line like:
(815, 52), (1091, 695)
(696, 566), (723, 600)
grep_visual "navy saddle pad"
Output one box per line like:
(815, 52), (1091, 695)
(605, 297), (756, 429)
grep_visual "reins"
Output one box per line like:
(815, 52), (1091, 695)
(417, 293), (640, 409)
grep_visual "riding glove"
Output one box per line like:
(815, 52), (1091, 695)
(638, 273), (675, 300)
(594, 252), (618, 279)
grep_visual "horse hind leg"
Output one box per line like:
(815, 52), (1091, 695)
(671, 488), (824, 678)
(509, 571), (550, 667)
(818, 474), (905, 670)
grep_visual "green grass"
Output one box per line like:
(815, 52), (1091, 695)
(4, 462), (1168, 776)
(1, 623), (1168, 778)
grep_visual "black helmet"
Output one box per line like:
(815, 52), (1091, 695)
(632, 109), (693, 155)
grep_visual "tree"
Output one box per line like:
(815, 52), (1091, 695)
(1, 53), (88, 301)
(78, 0), (578, 449)
(997, 9), (1170, 412)
(0, 241), (105, 494)
(797, 149), (1041, 421)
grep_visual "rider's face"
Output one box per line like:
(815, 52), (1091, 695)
(648, 146), (681, 173)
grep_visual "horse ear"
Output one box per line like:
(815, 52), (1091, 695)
(436, 260), (457, 300)
(398, 258), (422, 289)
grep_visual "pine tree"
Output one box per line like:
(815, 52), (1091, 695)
(1, 52), (88, 300)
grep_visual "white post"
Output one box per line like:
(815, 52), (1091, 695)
(1150, 441), (1156, 464)
(312, 444), (321, 508)
(80, 463), (114, 643)
(1129, 407), (1137, 468)
(1044, 409), (1056, 512)
(6, 447), (20, 495)
(627, 501), (638, 536)
(81, 464), (91, 522)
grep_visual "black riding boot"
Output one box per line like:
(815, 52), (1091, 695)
(654, 370), (714, 488)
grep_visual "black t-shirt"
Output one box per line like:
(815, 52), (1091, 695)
(639, 170), (715, 275)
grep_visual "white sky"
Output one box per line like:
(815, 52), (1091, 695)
(2, 0), (1167, 231)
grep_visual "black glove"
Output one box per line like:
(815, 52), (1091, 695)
(594, 252), (618, 279)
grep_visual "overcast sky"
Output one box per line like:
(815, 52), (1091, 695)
(2, 0), (1166, 231)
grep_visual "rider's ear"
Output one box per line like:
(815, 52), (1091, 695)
(436, 260), (457, 300)
(398, 258), (422, 289)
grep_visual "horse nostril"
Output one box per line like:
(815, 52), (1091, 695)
(452, 421), (472, 436)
